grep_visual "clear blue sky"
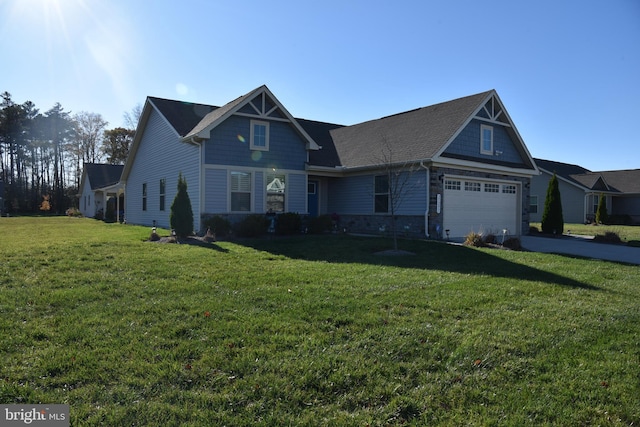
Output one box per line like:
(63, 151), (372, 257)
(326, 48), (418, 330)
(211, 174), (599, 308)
(1, 0), (638, 171)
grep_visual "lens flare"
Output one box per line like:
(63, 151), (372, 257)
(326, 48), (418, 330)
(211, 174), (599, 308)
(237, 134), (245, 143)
(251, 151), (262, 161)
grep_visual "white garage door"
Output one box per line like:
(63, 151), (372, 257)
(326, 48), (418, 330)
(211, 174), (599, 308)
(443, 178), (518, 239)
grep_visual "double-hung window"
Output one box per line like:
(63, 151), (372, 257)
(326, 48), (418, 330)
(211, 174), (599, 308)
(530, 195), (538, 214)
(374, 175), (389, 213)
(230, 171), (251, 211)
(480, 124), (493, 155)
(250, 120), (269, 151)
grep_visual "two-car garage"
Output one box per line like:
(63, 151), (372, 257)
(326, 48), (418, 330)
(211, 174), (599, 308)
(442, 176), (520, 239)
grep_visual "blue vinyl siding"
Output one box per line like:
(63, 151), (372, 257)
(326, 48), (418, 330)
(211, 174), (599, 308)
(328, 175), (371, 214)
(287, 173), (307, 213)
(254, 171), (264, 214)
(204, 115), (307, 171)
(125, 108), (200, 229)
(204, 168), (227, 213)
(327, 172), (427, 215)
(445, 119), (524, 164)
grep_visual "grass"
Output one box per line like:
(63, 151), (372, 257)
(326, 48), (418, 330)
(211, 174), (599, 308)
(1, 217), (639, 425)
(531, 222), (640, 246)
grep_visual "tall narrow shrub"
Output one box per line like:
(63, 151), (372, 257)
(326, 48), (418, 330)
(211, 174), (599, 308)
(595, 193), (609, 224)
(541, 173), (564, 235)
(170, 173), (194, 237)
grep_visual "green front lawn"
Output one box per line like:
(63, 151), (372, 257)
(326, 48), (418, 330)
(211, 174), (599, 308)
(531, 222), (640, 245)
(1, 217), (638, 425)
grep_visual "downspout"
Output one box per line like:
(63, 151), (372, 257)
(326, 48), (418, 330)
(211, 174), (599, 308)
(420, 161), (430, 238)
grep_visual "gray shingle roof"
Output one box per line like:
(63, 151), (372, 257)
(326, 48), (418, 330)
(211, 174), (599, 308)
(535, 158), (640, 194)
(85, 163), (124, 189)
(574, 170), (640, 194)
(298, 118), (344, 168)
(184, 89), (259, 139)
(325, 91), (493, 168)
(148, 97), (217, 137)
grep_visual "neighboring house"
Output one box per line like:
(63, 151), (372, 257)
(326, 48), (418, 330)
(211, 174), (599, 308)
(121, 85), (538, 239)
(78, 163), (125, 220)
(531, 159), (640, 224)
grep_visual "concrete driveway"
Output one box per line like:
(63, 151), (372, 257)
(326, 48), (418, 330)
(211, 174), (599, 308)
(520, 235), (640, 265)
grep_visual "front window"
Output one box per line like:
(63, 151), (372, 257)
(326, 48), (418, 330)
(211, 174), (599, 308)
(266, 172), (286, 213)
(480, 124), (493, 155)
(230, 171), (251, 211)
(159, 178), (166, 211)
(374, 175), (389, 213)
(142, 183), (147, 211)
(250, 120), (269, 151)
(530, 195), (538, 214)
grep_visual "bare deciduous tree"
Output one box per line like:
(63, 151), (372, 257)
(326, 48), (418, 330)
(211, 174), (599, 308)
(373, 140), (420, 252)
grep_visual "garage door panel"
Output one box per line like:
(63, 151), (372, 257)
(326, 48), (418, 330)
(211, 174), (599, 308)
(443, 179), (517, 238)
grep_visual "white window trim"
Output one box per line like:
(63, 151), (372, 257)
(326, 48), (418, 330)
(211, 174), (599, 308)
(229, 170), (253, 212)
(480, 124), (493, 155)
(266, 172), (287, 213)
(250, 120), (269, 151)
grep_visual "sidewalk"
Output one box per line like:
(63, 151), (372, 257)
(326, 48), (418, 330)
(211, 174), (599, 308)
(520, 235), (640, 265)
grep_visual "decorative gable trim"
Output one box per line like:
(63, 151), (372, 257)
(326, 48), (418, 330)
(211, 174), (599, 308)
(182, 85), (320, 151)
(433, 90), (538, 174)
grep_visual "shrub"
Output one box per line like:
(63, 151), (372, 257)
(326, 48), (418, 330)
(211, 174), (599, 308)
(503, 237), (522, 250)
(170, 173), (194, 237)
(593, 232), (622, 244)
(541, 173), (564, 235)
(65, 207), (82, 217)
(276, 212), (302, 235)
(595, 193), (609, 225)
(483, 233), (497, 245)
(308, 215), (333, 234)
(203, 215), (232, 238)
(234, 215), (269, 237)
(464, 231), (485, 247)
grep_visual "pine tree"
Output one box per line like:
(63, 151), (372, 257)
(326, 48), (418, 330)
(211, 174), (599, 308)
(541, 173), (564, 235)
(595, 193), (608, 225)
(170, 173), (194, 237)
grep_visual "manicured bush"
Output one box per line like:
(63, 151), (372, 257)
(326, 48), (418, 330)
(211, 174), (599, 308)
(503, 237), (522, 250)
(483, 233), (497, 245)
(541, 173), (564, 235)
(234, 214), (269, 237)
(170, 173), (194, 237)
(203, 215), (232, 238)
(593, 231), (622, 244)
(276, 212), (302, 235)
(595, 193), (609, 225)
(308, 214), (333, 234)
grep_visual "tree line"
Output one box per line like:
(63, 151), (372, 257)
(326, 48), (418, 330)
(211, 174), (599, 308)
(0, 91), (140, 214)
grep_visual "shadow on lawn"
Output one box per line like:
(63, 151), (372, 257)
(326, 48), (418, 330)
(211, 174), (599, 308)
(239, 235), (600, 291)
